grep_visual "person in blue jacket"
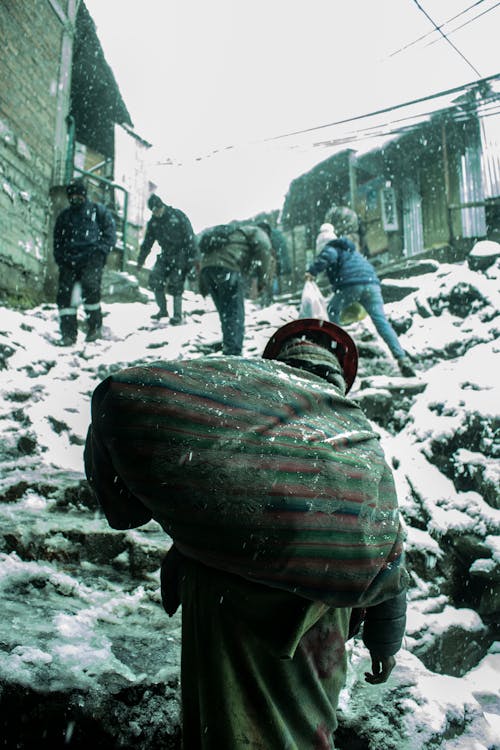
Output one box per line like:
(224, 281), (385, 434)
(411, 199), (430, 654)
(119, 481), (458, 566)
(306, 229), (416, 377)
(53, 178), (116, 345)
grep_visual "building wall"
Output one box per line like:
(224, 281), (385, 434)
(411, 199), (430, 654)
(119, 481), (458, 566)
(0, 0), (75, 303)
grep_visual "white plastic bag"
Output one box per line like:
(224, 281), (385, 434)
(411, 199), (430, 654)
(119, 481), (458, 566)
(299, 279), (328, 319)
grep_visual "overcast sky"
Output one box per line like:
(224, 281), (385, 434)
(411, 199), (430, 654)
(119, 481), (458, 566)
(84, 0), (500, 230)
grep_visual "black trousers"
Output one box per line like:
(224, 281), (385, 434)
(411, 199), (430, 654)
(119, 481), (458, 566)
(200, 266), (245, 355)
(56, 251), (105, 339)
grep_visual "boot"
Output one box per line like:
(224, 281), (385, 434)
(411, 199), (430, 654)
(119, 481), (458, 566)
(152, 290), (168, 320)
(170, 295), (183, 325)
(397, 356), (417, 377)
(59, 312), (77, 346)
(86, 328), (102, 342)
(85, 305), (103, 342)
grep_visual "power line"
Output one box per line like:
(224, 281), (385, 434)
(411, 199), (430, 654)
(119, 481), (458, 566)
(154, 73), (500, 166)
(388, 0), (488, 58)
(264, 72), (499, 143)
(411, 0), (482, 77)
(425, 1), (500, 48)
(311, 96), (500, 151)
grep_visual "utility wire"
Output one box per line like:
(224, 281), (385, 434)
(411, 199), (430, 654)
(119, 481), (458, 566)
(155, 73), (500, 166)
(411, 0), (482, 77)
(311, 96), (500, 150)
(388, 0), (488, 58)
(263, 72), (499, 143)
(425, 1), (500, 47)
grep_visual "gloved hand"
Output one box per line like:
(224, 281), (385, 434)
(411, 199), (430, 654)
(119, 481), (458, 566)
(160, 544), (184, 616)
(364, 653), (396, 684)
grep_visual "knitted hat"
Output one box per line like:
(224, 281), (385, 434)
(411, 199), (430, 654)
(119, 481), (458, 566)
(275, 337), (345, 392)
(262, 318), (358, 393)
(315, 223), (337, 253)
(66, 178), (87, 198)
(147, 194), (164, 211)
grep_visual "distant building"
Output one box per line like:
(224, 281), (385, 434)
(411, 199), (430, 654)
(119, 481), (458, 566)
(281, 81), (500, 282)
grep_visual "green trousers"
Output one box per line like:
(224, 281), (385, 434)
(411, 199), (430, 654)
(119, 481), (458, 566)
(179, 558), (351, 749)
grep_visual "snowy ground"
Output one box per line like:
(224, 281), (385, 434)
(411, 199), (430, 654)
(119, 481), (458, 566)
(0, 258), (499, 749)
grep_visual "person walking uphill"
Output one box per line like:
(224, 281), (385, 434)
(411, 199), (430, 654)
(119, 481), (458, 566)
(137, 194), (197, 325)
(53, 178), (116, 345)
(306, 227), (416, 376)
(84, 318), (408, 749)
(198, 222), (272, 354)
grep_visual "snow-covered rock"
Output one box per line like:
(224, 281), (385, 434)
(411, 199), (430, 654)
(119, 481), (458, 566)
(0, 259), (499, 748)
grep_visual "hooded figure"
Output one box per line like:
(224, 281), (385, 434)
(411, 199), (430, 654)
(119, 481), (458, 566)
(84, 319), (407, 749)
(307, 223), (417, 377)
(315, 222), (337, 253)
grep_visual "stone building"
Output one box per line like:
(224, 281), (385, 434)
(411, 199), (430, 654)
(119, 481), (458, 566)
(0, 0), (149, 304)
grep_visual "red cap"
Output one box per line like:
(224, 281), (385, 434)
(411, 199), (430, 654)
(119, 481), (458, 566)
(262, 318), (358, 393)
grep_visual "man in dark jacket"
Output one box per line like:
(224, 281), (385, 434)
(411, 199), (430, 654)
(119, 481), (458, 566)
(198, 223), (272, 354)
(84, 318), (407, 749)
(306, 230), (416, 376)
(53, 178), (116, 345)
(137, 194), (197, 325)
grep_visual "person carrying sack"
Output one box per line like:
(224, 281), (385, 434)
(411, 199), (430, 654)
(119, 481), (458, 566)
(84, 318), (407, 749)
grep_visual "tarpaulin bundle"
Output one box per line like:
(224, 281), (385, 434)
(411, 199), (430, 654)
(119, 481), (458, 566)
(85, 357), (406, 608)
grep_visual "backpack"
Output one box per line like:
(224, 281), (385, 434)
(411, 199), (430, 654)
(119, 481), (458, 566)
(199, 224), (246, 255)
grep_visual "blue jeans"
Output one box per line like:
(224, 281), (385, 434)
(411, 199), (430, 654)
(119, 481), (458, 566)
(200, 267), (245, 355)
(327, 283), (405, 360)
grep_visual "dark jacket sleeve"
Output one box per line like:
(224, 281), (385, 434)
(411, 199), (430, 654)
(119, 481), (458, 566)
(96, 205), (116, 256)
(53, 213), (65, 265)
(362, 589), (407, 657)
(137, 221), (156, 265)
(307, 245), (339, 277)
(180, 212), (198, 266)
(84, 378), (153, 530)
(246, 226), (272, 289)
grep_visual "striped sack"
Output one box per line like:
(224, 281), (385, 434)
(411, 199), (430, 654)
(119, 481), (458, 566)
(85, 357), (407, 608)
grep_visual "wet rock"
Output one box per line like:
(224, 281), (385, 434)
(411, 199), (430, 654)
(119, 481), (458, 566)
(427, 281), (488, 318)
(336, 647), (493, 749)
(0, 339), (16, 369)
(0, 671), (181, 750)
(387, 311), (413, 335)
(381, 258), (440, 280)
(354, 376), (425, 430)
(353, 388), (393, 426)
(453, 449), (500, 509)
(469, 558), (500, 619)
(467, 240), (500, 272)
(57, 480), (99, 511)
(380, 278), (420, 303)
(425, 411), (499, 505)
(17, 433), (38, 456)
(101, 270), (149, 304)
(406, 604), (490, 677)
